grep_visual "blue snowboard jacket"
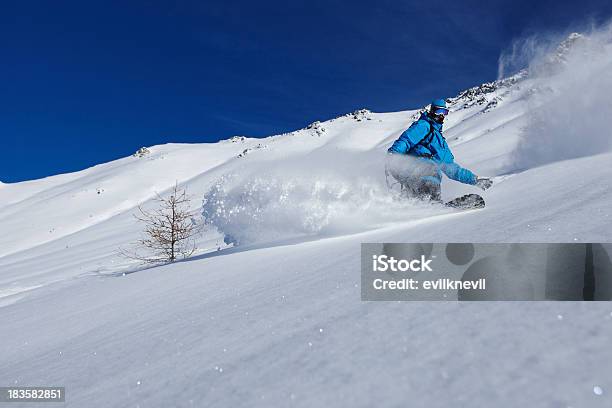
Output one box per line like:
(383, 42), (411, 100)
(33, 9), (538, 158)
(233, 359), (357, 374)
(388, 112), (477, 185)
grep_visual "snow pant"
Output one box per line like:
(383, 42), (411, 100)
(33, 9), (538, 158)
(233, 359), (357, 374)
(385, 153), (441, 201)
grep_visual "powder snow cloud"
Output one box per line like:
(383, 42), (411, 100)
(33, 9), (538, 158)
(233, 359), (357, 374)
(501, 23), (612, 169)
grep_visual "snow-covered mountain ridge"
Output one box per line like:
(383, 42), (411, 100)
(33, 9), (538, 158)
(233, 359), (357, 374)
(1, 31), (611, 284)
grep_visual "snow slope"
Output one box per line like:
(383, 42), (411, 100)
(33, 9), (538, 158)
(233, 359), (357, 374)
(1, 33), (612, 407)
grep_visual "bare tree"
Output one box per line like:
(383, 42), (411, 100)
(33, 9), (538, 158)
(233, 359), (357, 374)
(122, 183), (198, 264)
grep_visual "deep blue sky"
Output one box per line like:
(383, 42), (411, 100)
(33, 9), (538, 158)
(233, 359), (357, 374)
(2, 0), (612, 182)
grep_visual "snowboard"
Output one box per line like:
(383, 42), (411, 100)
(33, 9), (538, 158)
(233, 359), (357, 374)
(445, 193), (485, 210)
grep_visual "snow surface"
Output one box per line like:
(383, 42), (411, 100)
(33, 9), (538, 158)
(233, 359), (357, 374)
(1, 32), (611, 407)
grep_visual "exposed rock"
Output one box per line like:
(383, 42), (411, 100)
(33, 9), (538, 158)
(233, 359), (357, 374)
(348, 109), (372, 121)
(306, 121), (326, 136)
(133, 147), (151, 158)
(228, 136), (247, 143)
(237, 143), (267, 158)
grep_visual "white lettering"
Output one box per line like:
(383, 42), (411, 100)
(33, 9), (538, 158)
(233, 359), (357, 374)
(372, 255), (434, 272)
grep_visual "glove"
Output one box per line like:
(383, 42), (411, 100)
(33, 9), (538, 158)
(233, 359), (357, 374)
(475, 177), (493, 191)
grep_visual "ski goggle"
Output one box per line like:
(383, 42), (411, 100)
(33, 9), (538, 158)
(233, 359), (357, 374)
(432, 107), (449, 116)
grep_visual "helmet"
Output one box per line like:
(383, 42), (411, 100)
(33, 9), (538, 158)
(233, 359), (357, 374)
(429, 98), (449, 123)
(431, 98), (447, 109)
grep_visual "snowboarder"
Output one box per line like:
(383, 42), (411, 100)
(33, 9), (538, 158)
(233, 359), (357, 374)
(386, 98), (493, 202)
